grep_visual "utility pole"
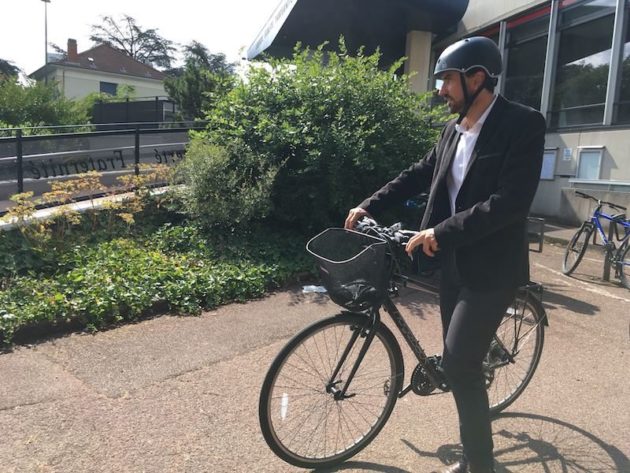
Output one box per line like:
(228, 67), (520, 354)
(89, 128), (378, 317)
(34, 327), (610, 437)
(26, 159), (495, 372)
(42, 0), (51, 83)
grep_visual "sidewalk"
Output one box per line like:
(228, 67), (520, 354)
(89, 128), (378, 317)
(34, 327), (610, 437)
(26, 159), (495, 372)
(541, 220), (577, 245)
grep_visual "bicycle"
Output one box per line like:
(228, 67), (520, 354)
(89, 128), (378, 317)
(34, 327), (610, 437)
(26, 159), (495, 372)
(562, 190), (630, 289)
(258, 218), (548, 469)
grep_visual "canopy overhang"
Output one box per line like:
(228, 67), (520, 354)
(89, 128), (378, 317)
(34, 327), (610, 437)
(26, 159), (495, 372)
(246, 0), (469, 66)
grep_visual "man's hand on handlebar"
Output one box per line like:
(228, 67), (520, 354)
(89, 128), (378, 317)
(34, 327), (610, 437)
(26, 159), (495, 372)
(405, 228), (439, 257)
(344, 208), (371, 230)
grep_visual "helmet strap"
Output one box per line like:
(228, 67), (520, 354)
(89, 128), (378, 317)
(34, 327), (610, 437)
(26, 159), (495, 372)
(457, 72), (485, 125)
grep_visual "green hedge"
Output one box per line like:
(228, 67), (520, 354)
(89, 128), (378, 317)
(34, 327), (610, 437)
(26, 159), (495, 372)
(0, 218), (313, 345)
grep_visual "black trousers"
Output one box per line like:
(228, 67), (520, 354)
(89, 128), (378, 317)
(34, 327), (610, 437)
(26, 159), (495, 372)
(439, 253), (517, 470)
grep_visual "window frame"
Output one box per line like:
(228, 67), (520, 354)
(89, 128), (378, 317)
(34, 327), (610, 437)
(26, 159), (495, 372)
(576, 146), (604, 180)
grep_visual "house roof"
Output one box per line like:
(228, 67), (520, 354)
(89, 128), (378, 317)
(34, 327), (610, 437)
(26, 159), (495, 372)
(30, 43), (166, 81)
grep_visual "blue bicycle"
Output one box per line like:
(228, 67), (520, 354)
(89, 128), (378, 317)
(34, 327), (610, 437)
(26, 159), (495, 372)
(562, 190), (630, 289)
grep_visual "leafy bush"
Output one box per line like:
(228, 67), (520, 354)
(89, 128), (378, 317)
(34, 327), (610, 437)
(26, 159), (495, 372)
(182, 39), (440, 231)
(174, 140), (280, 227)
(0, 219), (313, 345)
(0, 77), (87, 128)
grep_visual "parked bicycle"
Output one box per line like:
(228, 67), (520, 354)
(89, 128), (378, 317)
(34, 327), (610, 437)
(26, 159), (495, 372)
(259, 219), (548, 469)
(562, 190), (630, 289)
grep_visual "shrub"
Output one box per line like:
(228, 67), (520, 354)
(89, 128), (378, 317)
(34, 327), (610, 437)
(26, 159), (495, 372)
(0, 77), (87, 128)
(182, 39), (440, 231)
(174, 140), (280, 227)
(0, 220), (313, 345)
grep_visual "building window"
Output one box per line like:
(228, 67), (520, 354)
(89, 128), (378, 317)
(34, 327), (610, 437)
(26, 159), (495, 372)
(100, 81), (118, 95)
(576, 147), (603, 179)
(549, 1), (616, 128)
(613, 4), (630, 124)
(541, 149), (557, 180)
(504, 12), (550, 110)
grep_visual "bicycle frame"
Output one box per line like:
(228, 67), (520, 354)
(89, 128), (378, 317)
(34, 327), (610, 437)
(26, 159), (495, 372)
(324, 277), (547, 401)
(590, 205), (630, 247)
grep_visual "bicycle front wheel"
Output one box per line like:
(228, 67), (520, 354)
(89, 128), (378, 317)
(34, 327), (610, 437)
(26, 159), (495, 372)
(562, 224), (592, 275)
(486, 293), (546, 416)
(259, 313), (404, 469)
(619, 242), (630, 289)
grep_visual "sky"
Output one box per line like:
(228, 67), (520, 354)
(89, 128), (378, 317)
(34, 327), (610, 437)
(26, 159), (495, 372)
(0, 0), (280, 75)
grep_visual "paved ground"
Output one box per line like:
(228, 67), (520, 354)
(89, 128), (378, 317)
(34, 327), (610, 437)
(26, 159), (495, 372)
(0, 228), (629, 473)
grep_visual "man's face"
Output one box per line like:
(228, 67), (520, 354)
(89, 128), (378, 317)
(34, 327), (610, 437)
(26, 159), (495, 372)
(437, 71), (465, 114)
(437, 70), (485, 114)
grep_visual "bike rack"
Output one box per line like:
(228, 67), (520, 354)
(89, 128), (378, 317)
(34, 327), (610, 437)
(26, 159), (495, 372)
(527, 217), (545, 253)
(603, 221), (615, 282)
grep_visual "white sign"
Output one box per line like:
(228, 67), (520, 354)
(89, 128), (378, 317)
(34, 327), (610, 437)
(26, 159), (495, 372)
(563, 148), (573, 161)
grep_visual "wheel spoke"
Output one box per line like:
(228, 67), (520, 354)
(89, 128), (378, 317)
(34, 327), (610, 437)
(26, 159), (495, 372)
(259, 315), (401, 468)
(487, 296), (545, 415)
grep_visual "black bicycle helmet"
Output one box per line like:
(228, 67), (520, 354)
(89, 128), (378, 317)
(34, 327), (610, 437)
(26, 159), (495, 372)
(434, 36), (502, 78)
(434, 36), (502, 122)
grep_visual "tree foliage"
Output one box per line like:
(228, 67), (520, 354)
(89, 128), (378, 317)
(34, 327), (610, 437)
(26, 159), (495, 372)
(90, 15), (176, 70)
(181, 39), (441, 231)
(0, 78), (87, 129)
(0, 58), (20, 79)
(164, 41), (236, 120)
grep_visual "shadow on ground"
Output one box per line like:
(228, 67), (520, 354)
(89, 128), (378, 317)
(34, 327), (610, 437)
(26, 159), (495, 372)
(313, 461), (412, 473)
(401, 412), (628, 472)
(540, 282), (600, 316)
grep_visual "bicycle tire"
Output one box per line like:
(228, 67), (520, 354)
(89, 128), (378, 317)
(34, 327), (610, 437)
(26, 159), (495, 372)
(486, 293), (546, 416)
(562, 224), (593, 275)
(259, 313), (404, 469)
(619, 242), (630, 289)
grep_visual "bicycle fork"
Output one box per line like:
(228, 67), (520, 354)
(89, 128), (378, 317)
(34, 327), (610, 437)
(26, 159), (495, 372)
(325, 311), (379, 400)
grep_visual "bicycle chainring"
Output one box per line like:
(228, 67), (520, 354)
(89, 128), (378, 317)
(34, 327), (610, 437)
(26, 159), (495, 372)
(411, 364), (435, 395)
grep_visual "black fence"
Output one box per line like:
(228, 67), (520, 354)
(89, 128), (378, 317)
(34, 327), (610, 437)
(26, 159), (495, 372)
(92, 98), (178, 129)
(0, 122), (206, 215)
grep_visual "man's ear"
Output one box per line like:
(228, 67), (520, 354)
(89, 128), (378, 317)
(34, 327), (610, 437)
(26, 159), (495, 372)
(471, 70), (487, 89)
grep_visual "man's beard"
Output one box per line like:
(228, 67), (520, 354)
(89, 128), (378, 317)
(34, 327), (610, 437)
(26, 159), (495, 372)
(445, 96), (463, 114)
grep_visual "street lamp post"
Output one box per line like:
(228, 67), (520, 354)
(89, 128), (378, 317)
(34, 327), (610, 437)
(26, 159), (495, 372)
(42, 0), (51, 83)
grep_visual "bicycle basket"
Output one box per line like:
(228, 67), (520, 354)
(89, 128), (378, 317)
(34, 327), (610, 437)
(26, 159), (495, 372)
(306, 228), (390, 310)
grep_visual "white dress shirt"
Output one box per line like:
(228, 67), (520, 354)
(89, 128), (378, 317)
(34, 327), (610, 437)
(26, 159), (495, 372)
(447, 95), (498, 216)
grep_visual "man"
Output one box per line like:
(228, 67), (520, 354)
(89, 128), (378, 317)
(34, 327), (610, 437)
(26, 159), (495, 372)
(344, 37), (546, 473)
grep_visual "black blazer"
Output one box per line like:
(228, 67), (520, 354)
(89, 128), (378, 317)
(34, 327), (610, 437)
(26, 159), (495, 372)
(360, 95), (546, 290)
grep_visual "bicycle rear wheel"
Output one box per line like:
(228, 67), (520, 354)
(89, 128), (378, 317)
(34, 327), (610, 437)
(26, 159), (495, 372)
(486, 293), (546, 416)
(619, 242), (630, 289)
(259, 313), (404, 469)
(563, 224), (592, 275)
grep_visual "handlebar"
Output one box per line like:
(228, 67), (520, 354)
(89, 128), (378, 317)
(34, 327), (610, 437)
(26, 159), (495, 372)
(354, 218), (417, 247)
(575, 190), (627, 212)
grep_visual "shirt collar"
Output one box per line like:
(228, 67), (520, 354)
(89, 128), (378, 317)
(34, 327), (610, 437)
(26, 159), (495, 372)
(455, 94), (498, 134)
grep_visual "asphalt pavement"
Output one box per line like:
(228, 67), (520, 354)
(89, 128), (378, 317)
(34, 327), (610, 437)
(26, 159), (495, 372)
(0, 225), (629, 473)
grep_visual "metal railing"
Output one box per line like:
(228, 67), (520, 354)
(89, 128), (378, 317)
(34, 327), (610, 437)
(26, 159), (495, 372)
(0, 122), (206, 215)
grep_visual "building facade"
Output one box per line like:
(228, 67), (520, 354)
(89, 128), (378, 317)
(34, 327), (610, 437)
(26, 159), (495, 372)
(444, 0), (630, 223)
(251, 0), (630, 224)
(30, 39), (167, 101)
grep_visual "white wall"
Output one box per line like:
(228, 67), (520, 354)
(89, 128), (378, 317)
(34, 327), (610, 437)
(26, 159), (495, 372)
(50, 67), (167, 100)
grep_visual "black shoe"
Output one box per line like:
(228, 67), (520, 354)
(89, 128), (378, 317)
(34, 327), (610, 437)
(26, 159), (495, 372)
(436, 460), (495, 473)
(437, 461), (468, 473)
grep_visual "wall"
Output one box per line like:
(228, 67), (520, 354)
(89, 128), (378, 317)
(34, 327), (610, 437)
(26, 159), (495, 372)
(531, 128), (630, 222)
(51, 67), (167, 100)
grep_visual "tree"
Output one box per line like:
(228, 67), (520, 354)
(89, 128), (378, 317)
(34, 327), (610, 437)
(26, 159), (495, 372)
(0, 58), (20, 79)
(179, 40), (441, 231)
(90, 15), (176, 70)
(164, 41), (236, 120)
(0, 78), (87, 128)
